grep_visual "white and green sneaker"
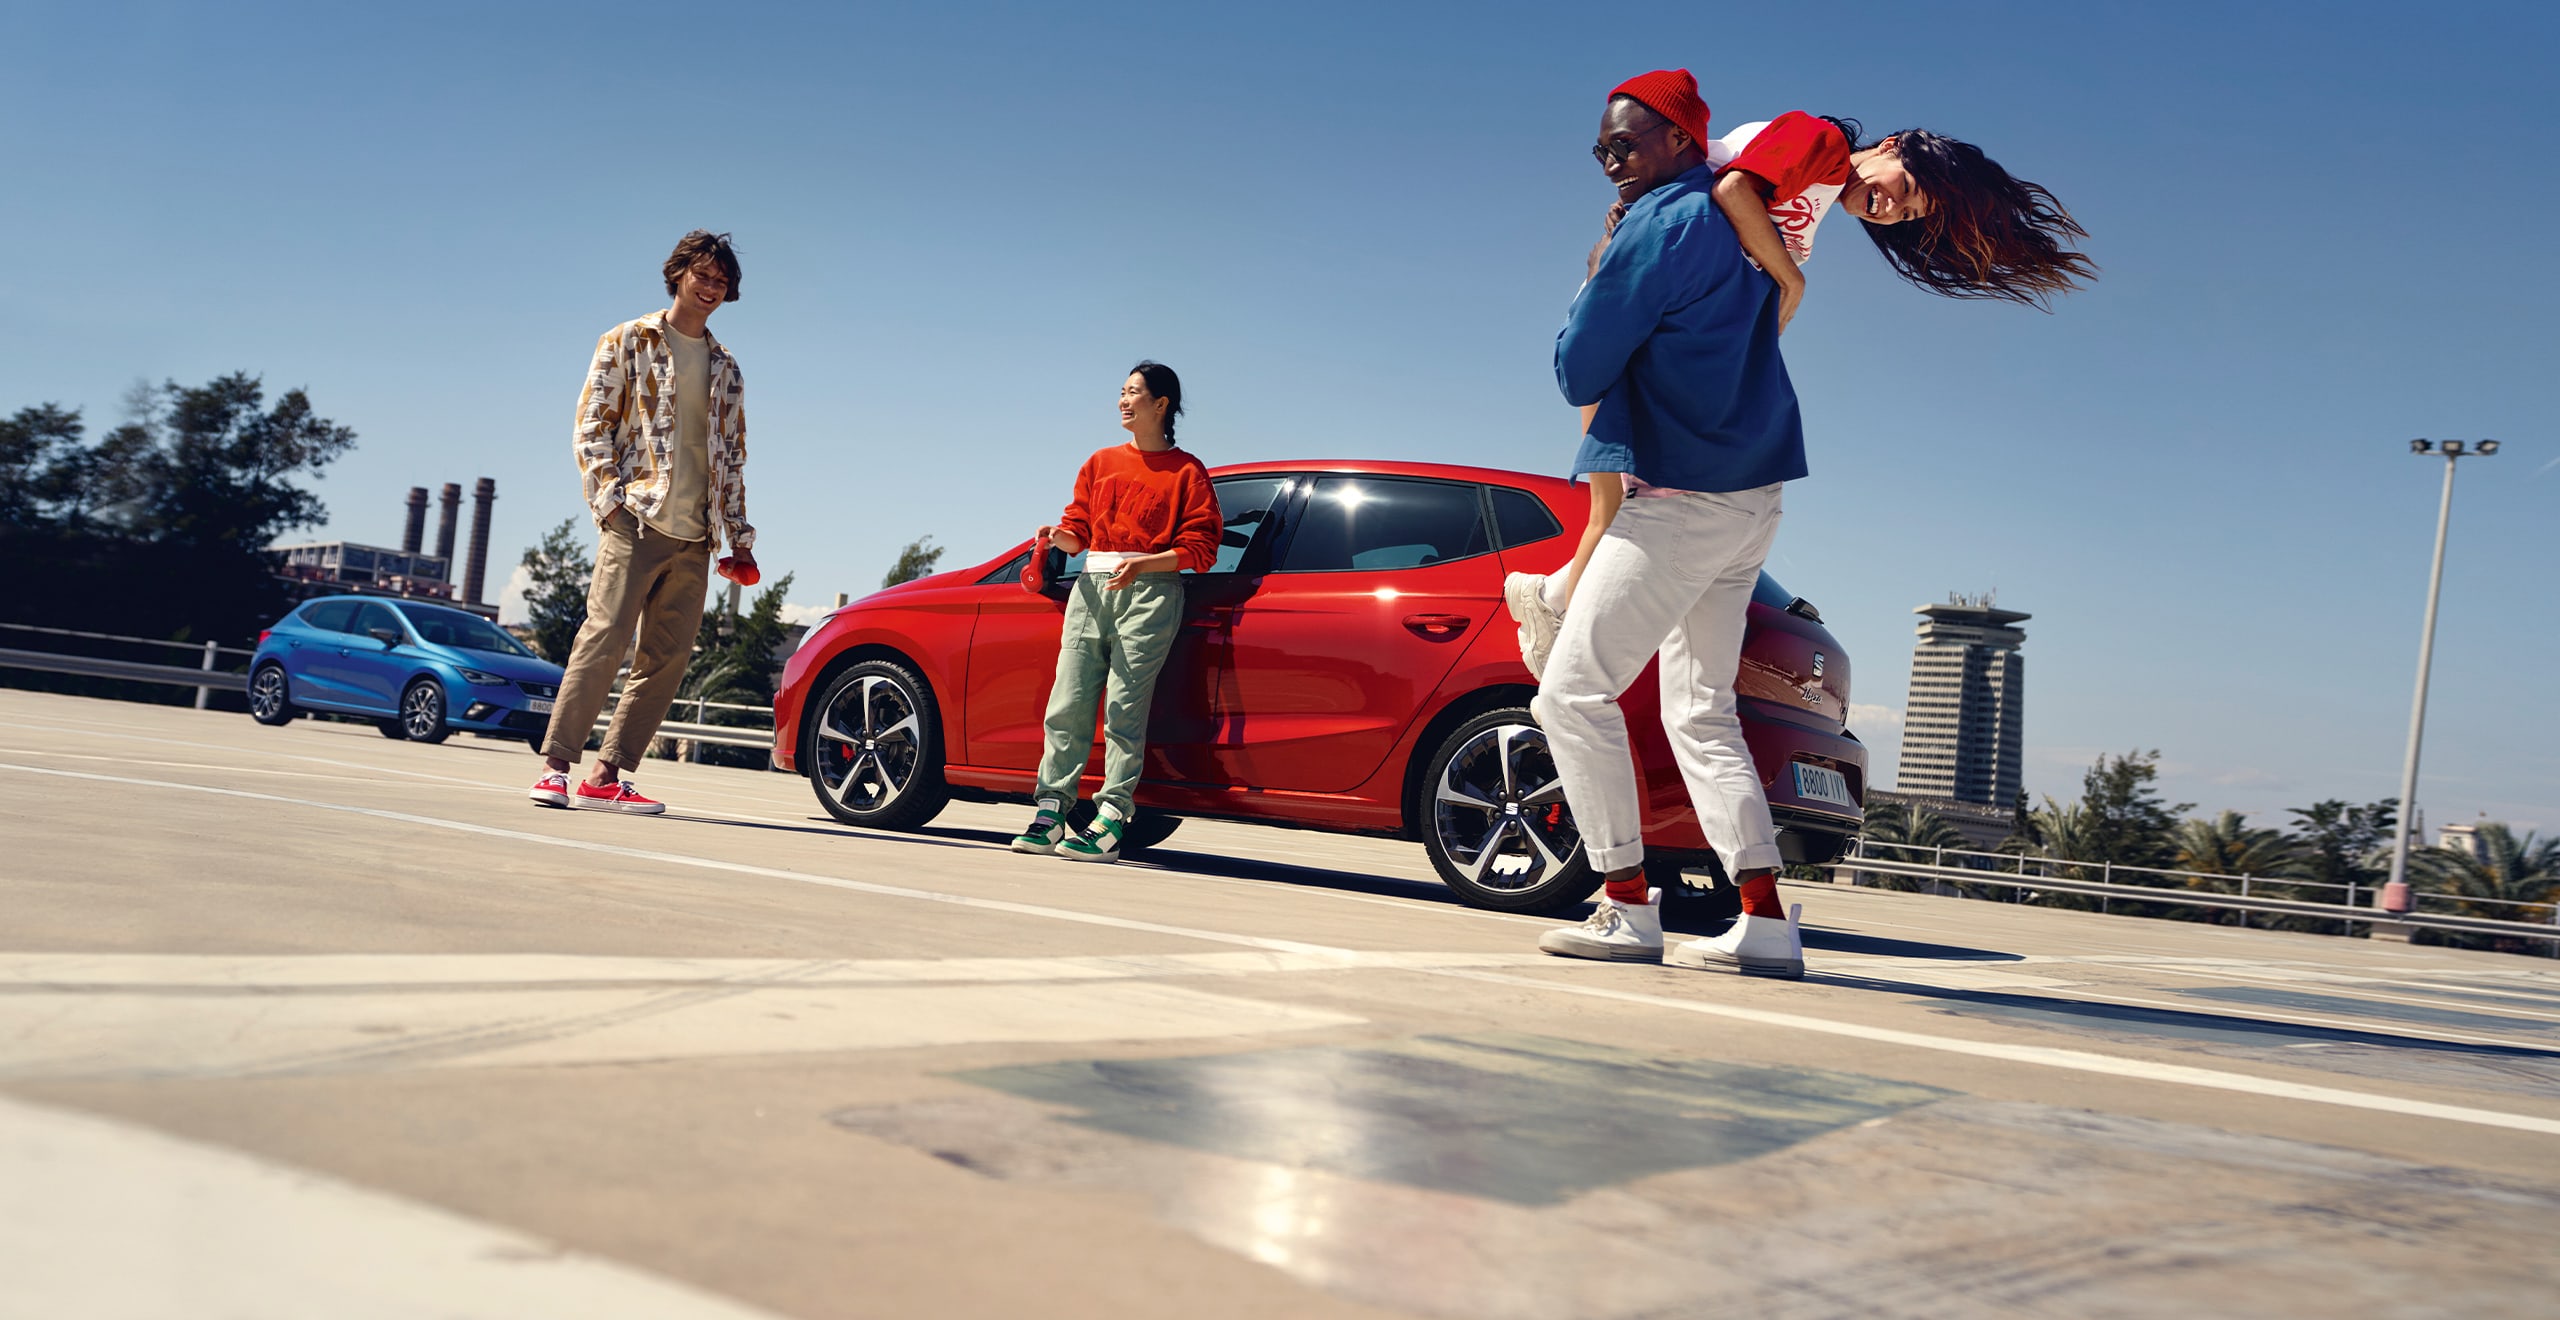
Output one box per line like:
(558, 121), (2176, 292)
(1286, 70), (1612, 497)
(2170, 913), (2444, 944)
(1009, 798), (1072, 854)
(1058, 805), (1129, 863)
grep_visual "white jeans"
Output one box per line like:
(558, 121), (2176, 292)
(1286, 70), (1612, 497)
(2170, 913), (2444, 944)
(1531, 484), (1785, 875)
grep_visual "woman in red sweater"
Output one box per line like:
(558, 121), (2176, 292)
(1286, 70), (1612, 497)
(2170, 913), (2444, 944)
(1009, 361), (1223, 862)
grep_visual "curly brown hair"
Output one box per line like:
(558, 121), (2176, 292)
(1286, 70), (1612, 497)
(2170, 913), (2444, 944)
(1854, 128), (2094, 309)
(663, 230), (742, 303)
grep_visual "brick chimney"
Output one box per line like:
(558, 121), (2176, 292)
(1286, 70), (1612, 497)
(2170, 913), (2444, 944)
(402, 487), (429, 554)
(435, 483), (461, 563)
(463, 478), (496, 605)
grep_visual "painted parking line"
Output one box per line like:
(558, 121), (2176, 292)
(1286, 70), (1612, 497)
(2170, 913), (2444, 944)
(7, 760), (2560, 1139)
(0, 1094), (781, 1319)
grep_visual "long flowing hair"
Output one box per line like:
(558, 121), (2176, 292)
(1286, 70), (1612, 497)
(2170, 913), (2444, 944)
(1841, 124), (2095, 309)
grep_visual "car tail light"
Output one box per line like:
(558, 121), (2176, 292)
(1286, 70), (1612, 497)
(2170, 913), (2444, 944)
(257, 630), (271, 645)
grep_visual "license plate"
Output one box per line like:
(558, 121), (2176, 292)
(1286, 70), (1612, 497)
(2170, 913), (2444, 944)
(1791, 762), (1855, 809)
(525, 698), (555, 715)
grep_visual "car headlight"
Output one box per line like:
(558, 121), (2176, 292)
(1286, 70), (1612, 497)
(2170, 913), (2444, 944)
(456, 668), (506, 686)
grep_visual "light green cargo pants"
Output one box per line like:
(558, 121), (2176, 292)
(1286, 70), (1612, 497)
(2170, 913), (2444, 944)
(1034, 572), (1184, 817)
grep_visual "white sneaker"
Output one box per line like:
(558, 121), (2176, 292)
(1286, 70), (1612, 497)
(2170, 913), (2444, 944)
(527, 770), (570, 809)
(1537, 889), (1663, 962)
(1667, 903), (1805, 979)
(1503, 572), (1562, 681)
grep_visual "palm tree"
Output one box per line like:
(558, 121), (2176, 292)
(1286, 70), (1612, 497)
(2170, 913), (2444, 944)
(2169, 810), (2307, 927)
(1854, 802), (1976, 892)
(2174, 811), (2304, 886)
(2408, 825), (2560, 951)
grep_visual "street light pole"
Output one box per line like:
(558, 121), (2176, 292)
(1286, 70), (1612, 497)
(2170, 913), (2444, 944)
(2380, 438), (2500, 914)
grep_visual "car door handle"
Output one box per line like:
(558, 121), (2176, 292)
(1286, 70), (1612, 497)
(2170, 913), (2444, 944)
(1403, 613), (1470, 639)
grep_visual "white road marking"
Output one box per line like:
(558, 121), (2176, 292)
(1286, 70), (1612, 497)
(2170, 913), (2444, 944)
(0, 1094), (782, 1319)
(0, 979), (1363, 1080)
(7, 760), (2560, 1139)
(1427, 967), (2560, 1137)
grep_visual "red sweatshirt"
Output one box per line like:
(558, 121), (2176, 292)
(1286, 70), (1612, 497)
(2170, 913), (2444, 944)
(1057, 443), (1224, 574)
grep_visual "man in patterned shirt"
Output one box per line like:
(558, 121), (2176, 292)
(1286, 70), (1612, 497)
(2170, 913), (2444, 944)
(529, 230), (757, 815)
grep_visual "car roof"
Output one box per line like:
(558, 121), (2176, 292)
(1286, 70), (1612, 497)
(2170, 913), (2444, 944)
(1208, 458), (1579, 499)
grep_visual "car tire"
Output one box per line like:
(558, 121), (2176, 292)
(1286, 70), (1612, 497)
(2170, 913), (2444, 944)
(248, 663), (295, 727)
(399, 679), (451, 744)
(805, 658), (950, 831)
(1115, 810), (1183, 857)
(1420, 706), (1599, 913)
(376, 719), (408, 740)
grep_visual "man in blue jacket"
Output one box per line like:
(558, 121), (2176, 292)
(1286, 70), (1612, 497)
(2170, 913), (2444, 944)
(1533, 70), (1807, 978)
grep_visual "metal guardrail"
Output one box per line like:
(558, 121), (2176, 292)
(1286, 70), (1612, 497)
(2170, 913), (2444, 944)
(3, 626), (778, 750)
(1849, 839), (2558, 924)
(1829, 854), (2560, 948)
(0, 642), (247, 708)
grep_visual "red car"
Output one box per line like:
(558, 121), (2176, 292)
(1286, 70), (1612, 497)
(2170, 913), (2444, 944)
(772, 459), (1865, 913)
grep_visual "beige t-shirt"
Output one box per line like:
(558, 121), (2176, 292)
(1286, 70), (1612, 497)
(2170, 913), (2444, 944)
(644, 324), (712, 542)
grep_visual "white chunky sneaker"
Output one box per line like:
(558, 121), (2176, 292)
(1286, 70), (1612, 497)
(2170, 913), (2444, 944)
(1536, 889), (1663, 962)
(1010, 798), (1071, 854)
(1503, 571), (1562, 681)
(1667, 902), (1805, 979)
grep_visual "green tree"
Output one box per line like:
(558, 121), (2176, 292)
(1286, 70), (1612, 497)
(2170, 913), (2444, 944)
(2074, 750), (2191, 870)
(1856, 801), (1978, 893)
(518, 519), (595, 664)
(881, 535), (944, 589)
(2174, 811), (2304, 880)
(0, 403), (85, 528)
(1, 374), (357, 662)
(2285, 798), (2398, 902)
(2408, 824), (2560, 929)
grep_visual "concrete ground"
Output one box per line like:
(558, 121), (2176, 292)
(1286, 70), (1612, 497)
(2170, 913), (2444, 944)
(2, 686), (2557, 1319)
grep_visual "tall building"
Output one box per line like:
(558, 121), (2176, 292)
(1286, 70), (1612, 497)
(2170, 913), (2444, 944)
(1895, 595), (2029, 807)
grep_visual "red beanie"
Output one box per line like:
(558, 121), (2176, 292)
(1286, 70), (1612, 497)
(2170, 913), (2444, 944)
(1608, 69), (1709, 148)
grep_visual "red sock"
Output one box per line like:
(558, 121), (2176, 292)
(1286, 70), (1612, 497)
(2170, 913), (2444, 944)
(1737, 872), (1782, 917)
(1604, 873), (1650, 905)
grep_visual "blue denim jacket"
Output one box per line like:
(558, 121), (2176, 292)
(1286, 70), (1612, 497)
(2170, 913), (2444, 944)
(1558, 163), (1809, 493)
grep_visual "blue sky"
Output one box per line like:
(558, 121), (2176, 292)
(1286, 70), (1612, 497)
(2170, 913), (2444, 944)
(5, 1), (2553, 833)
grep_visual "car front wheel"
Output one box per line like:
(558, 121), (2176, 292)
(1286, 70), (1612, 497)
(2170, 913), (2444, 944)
(248, 664), (295, 726)
(1421, 707), (1599, 913)
(400, 679), (451, 744)
(806, 658), (950, 831)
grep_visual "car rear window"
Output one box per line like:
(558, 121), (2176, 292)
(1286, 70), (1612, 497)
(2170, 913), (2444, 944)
(1489, 486), (1562, 549)
(1278, 476), (1490, 573)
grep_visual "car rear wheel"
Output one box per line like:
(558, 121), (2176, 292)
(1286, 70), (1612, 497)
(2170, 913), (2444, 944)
(1421, 707), (1599, 913)
(248, 664), (295, 726)
(807, 658), (950, 831)
(400, 679), (451, 744)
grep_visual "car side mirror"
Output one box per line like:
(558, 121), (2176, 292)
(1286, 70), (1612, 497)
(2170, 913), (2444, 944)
(368, 627), (401, 647)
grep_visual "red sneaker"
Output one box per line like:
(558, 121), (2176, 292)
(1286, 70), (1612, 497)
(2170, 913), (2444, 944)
(572, 778), (666, 815)
(528, 770), (571, 808)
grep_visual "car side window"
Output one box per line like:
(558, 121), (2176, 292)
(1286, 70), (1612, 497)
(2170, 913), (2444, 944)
(1206, 476), (1290, 574)
(352, 602), (404, 641)
(1489, 486), (1563, 549)
(1277, 476), (1489, 573)
(300, 599), (358, 633)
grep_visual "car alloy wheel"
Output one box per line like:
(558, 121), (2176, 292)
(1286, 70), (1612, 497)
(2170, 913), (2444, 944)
(400, 679), (451, 744)
(248, 664), (293, 726)
(808, 658), (949, 831)
(1422, 708), (1597, 912)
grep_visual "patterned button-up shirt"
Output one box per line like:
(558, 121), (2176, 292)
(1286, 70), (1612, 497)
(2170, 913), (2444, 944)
(573, 311), (755, 552)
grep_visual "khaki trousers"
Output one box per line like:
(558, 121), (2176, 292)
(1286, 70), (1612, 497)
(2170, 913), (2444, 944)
(541, 507), (711, 769)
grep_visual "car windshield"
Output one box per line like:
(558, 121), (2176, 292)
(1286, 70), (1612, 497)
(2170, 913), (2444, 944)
(395, 605), (534, 657)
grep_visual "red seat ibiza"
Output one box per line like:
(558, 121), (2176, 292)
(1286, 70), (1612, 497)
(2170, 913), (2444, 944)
(771, 460), (1866, 913)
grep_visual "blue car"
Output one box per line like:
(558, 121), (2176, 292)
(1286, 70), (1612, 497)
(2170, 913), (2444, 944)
(246, 596), (568, 746)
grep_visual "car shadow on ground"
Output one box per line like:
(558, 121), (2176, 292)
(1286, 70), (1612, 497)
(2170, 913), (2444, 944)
(1135, 846), (1469, 907)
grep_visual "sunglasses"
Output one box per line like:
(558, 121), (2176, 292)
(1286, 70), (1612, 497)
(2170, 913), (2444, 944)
(1590, 121), (1678, 166)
